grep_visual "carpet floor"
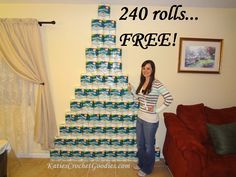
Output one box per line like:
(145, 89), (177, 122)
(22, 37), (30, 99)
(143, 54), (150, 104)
(8, 158), (173, 177)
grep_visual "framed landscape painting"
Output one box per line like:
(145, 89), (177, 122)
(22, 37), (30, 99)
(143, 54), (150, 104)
(178, 37), (223, 73)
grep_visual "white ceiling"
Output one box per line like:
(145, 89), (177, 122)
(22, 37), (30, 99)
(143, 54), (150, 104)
(0, 0), (236, 8)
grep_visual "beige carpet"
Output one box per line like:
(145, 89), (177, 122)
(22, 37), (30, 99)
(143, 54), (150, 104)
(8, 157), (173, 177)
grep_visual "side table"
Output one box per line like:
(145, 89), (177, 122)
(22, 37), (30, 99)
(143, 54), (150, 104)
(0, 140), (11, 177)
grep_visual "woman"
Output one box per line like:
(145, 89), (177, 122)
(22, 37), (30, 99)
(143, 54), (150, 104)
(129, 60), (173, 177)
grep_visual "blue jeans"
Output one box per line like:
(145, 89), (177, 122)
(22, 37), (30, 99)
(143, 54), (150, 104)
(136, 117), (159, 174)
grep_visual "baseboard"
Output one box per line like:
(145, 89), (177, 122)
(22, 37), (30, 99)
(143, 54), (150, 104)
(16, 152), (50, 158)
(15, 152), (164, 159)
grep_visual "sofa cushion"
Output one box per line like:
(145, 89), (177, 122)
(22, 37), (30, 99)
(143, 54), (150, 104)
(205, 106), (236, 124)
(204, 144), (236, 177)
(207, 122), (236, 155)
(177, 103), (208, 143)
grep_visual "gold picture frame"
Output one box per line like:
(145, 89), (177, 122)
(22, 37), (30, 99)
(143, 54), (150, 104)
(178, 37), (223, 73)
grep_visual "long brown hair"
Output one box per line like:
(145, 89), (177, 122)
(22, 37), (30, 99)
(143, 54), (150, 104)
(136, 60), (156, 95)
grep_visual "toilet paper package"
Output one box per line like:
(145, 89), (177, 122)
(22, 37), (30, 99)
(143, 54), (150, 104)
(105, 101), (117, 113)
(126, 150), (136, 161)
(77, 113), (87, 126)
(59, 125), (71, 137)
(109, 62), (122, 74)
(100, 113), (111, 126)
(86, 48), (97, 62)
(81, 74), (94, 87)
(122, 88), (133, 101)
(83, 114), (90, 127)
(117, 127), (129, 138)
(128, 127), (136, 139)
(54, 137), (65, 149)
(93, 126), (103, 138)
(89, 139), (100, 151)
(103, 20), (116, 35)
(71, 125), (83, 137)
(98, 86), (110, 100)
(97, 47), (109, 61)
(75, 87), (86, 100)
(110, 139), (119, 149)
(96, 61), (109, 74)
(103, 34), (116, 48)
(110, 114), (122, 127)
(83, 150), (92, 161)
(50, 150), (61, 160)
(82, 127), (90, 138)
(91, 34), (103, 47)
(91, 19), (103, 34)
(72, 150), (84, 161)
(61, 150), (73, 160)
(94, 151), (106, 160)
(98, 4), (110, 19)
(106, 127), (117, 139)
(82, 100), (94, 113)
(88, 114), (100, 126)
(77, 139), (84, 150)
(109, 48), (122, 62)
(104, 75), (117, 87)
(122, 113), (134, 127)
(129, 101), (140, 113)
(65, 112), (75, 125)
(100, 139), (110, 150)
(86, 61), (97, 74)
(85, 88), (98, 100)
(110, 88), (122, 100)
(70, 99), (82, 112)
(93, 100), (105, 112)
(116, 75), (128, 88)
(116, 150), (127, 161)
(116, 101), (129, 113)
(64, 138), (77, 150)
(94, 75), (105, 87)
(106, 151), (117, 161)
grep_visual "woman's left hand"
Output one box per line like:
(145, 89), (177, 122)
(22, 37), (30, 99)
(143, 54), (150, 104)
(128, 83), (132, 92)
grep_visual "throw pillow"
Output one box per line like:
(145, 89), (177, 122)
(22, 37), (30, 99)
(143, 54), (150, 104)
(207, 122), (236, 155)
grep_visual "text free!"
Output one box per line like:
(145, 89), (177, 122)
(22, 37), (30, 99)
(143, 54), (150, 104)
(119, 33), (177, 49)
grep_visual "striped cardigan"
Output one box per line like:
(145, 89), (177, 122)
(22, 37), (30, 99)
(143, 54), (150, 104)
(131, 79), (173, 123)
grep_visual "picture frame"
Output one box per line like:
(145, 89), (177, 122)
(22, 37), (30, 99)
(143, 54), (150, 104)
(178, 37), (223, 73)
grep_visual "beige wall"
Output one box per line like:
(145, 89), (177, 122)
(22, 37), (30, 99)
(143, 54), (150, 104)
(1, 4), (236, 155)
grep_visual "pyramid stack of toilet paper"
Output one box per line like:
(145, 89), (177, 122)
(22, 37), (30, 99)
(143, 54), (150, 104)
(50, 4), (160, 161)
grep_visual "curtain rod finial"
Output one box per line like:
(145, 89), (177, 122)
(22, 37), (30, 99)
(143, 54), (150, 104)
(38, 21), (56, 26)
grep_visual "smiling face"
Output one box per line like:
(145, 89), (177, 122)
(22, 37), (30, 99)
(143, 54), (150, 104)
(142, 63), (153, 79)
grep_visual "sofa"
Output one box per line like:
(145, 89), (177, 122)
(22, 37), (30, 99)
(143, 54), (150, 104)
(163, 103), (236, 177)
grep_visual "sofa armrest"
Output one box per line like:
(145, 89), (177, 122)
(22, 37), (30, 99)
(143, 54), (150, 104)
(164, 112), (189, 133)
(164, 113), (207, 167)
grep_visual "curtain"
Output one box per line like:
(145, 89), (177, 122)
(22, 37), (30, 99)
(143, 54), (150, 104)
(0, 18), (57, 149)
(0, 59), (35, 154)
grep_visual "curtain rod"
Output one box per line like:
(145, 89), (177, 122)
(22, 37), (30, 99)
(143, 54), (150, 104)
(38, 21), (56, 26)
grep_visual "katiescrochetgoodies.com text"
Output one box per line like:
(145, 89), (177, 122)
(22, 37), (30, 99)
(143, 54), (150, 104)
(47, 161), (130, 171)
